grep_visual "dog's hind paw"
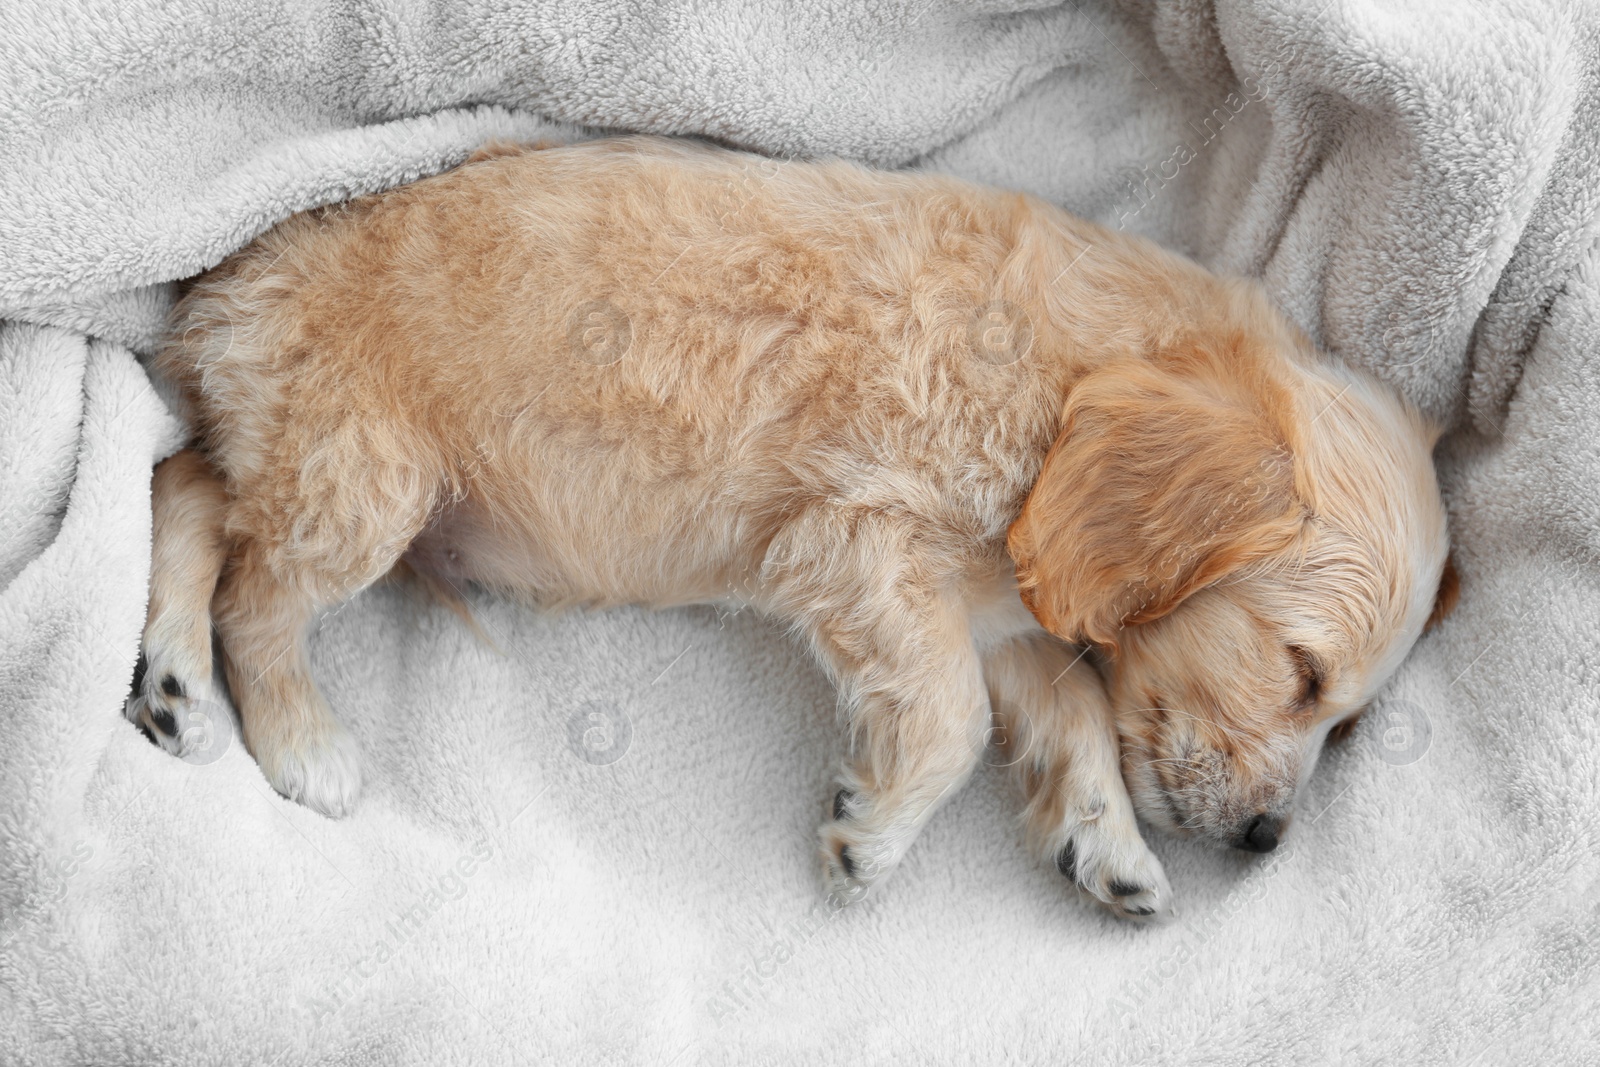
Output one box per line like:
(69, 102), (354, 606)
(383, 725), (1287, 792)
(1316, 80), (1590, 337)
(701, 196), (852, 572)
(257, 728), (363, 819)
(125, 651), (230, 762)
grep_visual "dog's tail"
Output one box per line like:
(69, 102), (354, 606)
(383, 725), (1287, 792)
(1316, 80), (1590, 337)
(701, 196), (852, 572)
(127, 448), (230, 746)
(387, 557), (501, 654)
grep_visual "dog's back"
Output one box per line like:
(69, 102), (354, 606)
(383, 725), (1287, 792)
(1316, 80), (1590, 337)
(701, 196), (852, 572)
(157, 136), (1093, 611)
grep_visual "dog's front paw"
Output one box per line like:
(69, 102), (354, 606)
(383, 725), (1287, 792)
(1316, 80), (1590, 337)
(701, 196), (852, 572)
(255, 727), (363, 819)
(817, 785), (908, 904)
(1050, 812), (1173, 922)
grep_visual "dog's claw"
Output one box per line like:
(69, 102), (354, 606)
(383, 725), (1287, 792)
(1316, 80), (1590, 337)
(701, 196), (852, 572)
(838, 845), (857, 877)
(1055, 841), (1077, 880)
(1050, 822), (1173, 922)
(832, 789), (855, 821)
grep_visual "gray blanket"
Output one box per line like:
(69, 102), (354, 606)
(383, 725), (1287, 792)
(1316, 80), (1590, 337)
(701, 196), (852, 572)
(3, 1), (1598, 1063)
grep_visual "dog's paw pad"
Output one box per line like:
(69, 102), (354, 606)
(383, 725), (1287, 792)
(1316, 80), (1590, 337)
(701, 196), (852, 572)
(148, 705), (179, 738)
(126, 655), (218, 761)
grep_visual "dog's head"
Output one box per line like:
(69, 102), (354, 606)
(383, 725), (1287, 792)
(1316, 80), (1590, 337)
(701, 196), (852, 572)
(1008, 298), (1454, 852)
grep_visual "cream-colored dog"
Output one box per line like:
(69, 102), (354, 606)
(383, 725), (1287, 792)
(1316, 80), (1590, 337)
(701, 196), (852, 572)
(129, 135), (1455, 920)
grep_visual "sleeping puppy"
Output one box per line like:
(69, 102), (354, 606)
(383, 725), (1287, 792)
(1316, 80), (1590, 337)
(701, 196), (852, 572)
(129, 135), (1454, 920)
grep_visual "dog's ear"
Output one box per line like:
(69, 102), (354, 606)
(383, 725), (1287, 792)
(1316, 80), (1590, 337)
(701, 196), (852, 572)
(1423, 552), (1460, 633)
(1008, 357), (1306, 652)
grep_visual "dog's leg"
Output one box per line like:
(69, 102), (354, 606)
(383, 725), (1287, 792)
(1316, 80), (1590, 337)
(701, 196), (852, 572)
(985, 634), (1172, 920)
(762, 514), (990, 898)
(811, 598), (989, 899)
(211, 538), (373, 818)
(128, 449), (230, 757)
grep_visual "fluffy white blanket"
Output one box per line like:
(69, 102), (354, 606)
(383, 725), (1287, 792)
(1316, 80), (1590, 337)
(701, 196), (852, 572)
(3, 1), (1597, 1063)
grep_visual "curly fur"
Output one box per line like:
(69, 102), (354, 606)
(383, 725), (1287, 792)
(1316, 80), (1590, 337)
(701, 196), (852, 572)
(129, 135), (1454, 911)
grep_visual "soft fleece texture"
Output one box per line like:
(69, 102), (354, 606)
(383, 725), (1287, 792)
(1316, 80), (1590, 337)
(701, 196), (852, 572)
(3, 1), (1599, 1063)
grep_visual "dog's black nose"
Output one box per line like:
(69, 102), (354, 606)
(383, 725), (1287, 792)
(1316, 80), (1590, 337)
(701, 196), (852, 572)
(1234, 814), (1282, 853)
